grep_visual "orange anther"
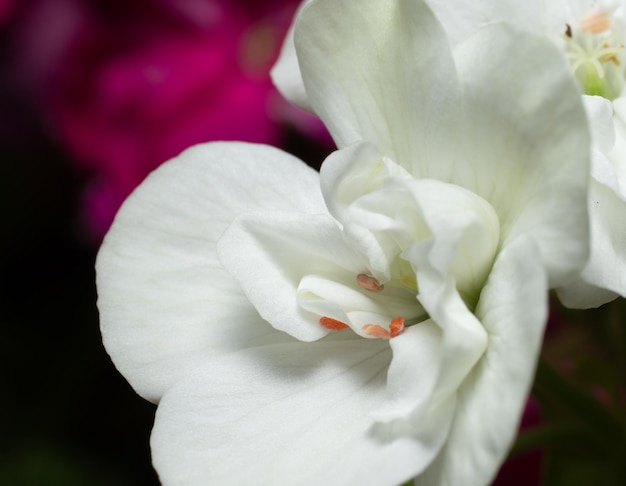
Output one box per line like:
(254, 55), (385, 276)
(362, 324), (390, 339)
(356, 273), (384, 292)
(389, 317), (405, 338)
(319, 316), (350, 331)
(580, 10), (611, 34)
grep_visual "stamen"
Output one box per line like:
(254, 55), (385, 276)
(580, 10), (611, 34)
(362, 324), (390, 339)
(389, 317), (405, 338)
(599, 42), (623, 65)
(319, 316), (350, 331)
(564, 29), (624, 89)
(362, 317), (406, 339)
(565, 23), (573, 38)
(356, 273), (384, 292)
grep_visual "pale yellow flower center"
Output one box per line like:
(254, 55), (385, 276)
(564, 9), (625, 99)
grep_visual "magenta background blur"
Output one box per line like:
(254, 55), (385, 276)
(3, 0), (331, 241)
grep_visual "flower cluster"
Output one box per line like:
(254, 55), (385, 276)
(96, 0), (625, 485)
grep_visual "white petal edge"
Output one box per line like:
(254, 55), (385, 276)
(96, 142), (324, 402)
(558, 179), (626, 307)
(270, 0), (313, 111)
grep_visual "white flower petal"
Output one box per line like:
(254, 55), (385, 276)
(320, 142), (417, 279)
(453, 23), (591, 286)
(322, 141), (500, 304)
(558, 96), (626, 306)
(151, 339), (450, 486)
(559, 179), (626, 307)
(417, 237), (548, 486)
(372, 322), (444, 423)
(96, 142), (324, 402)
(270, 0), (313, 111)
(426, 0), (566, 47)
(403, 179), (500, 305)
(295, 0), (463, 176)
(409, 258), (488, 410)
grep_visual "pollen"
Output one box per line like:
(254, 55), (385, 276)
(580, 10), (612, 34)
(362, 317), (405, 339)
(319, 316), (350, 331)
(389, 317), (405, 338)
(356, 273), (384, 292)
(362, 324), (391, 339)
(600, 42), (622, 65)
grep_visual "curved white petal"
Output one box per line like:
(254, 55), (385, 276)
(295, 0), (463, 176)
(96, 142), (324, 402)
(373, 322), (444, 423)
(406, 238), (489, 414)
(320, 142), (419, 280)
(417, 237), (548, 486)
(453, 23), (591, 287)
(151, 338), (451, 486)
(426, 0), (566, 47)
(270, 0), (313, 111)
(218, 212), (362, 341)
(321, 141), (500, 302)
(559, 179), (626, 307)
(403, 179), (500, 305)
(559, 98), (626, 306)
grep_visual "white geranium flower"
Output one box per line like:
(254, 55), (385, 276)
(427, 0), (626, 308)
(97, 0), (590, 485)
(275, 0), (626, 309)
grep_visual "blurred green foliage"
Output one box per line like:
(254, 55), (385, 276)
(512, 297), (626, 485)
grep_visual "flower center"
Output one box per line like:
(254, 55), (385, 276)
(317, 275), (409, 339)
(297, 268), (426, 341)
(297, 173), (500, 341)
(564, 9), (625, 99)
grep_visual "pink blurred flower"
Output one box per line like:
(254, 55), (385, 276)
(0, 0), (13, 24)
(28, 0), (306, 241)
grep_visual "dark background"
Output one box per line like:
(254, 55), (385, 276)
(0, 125), (159, 485)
